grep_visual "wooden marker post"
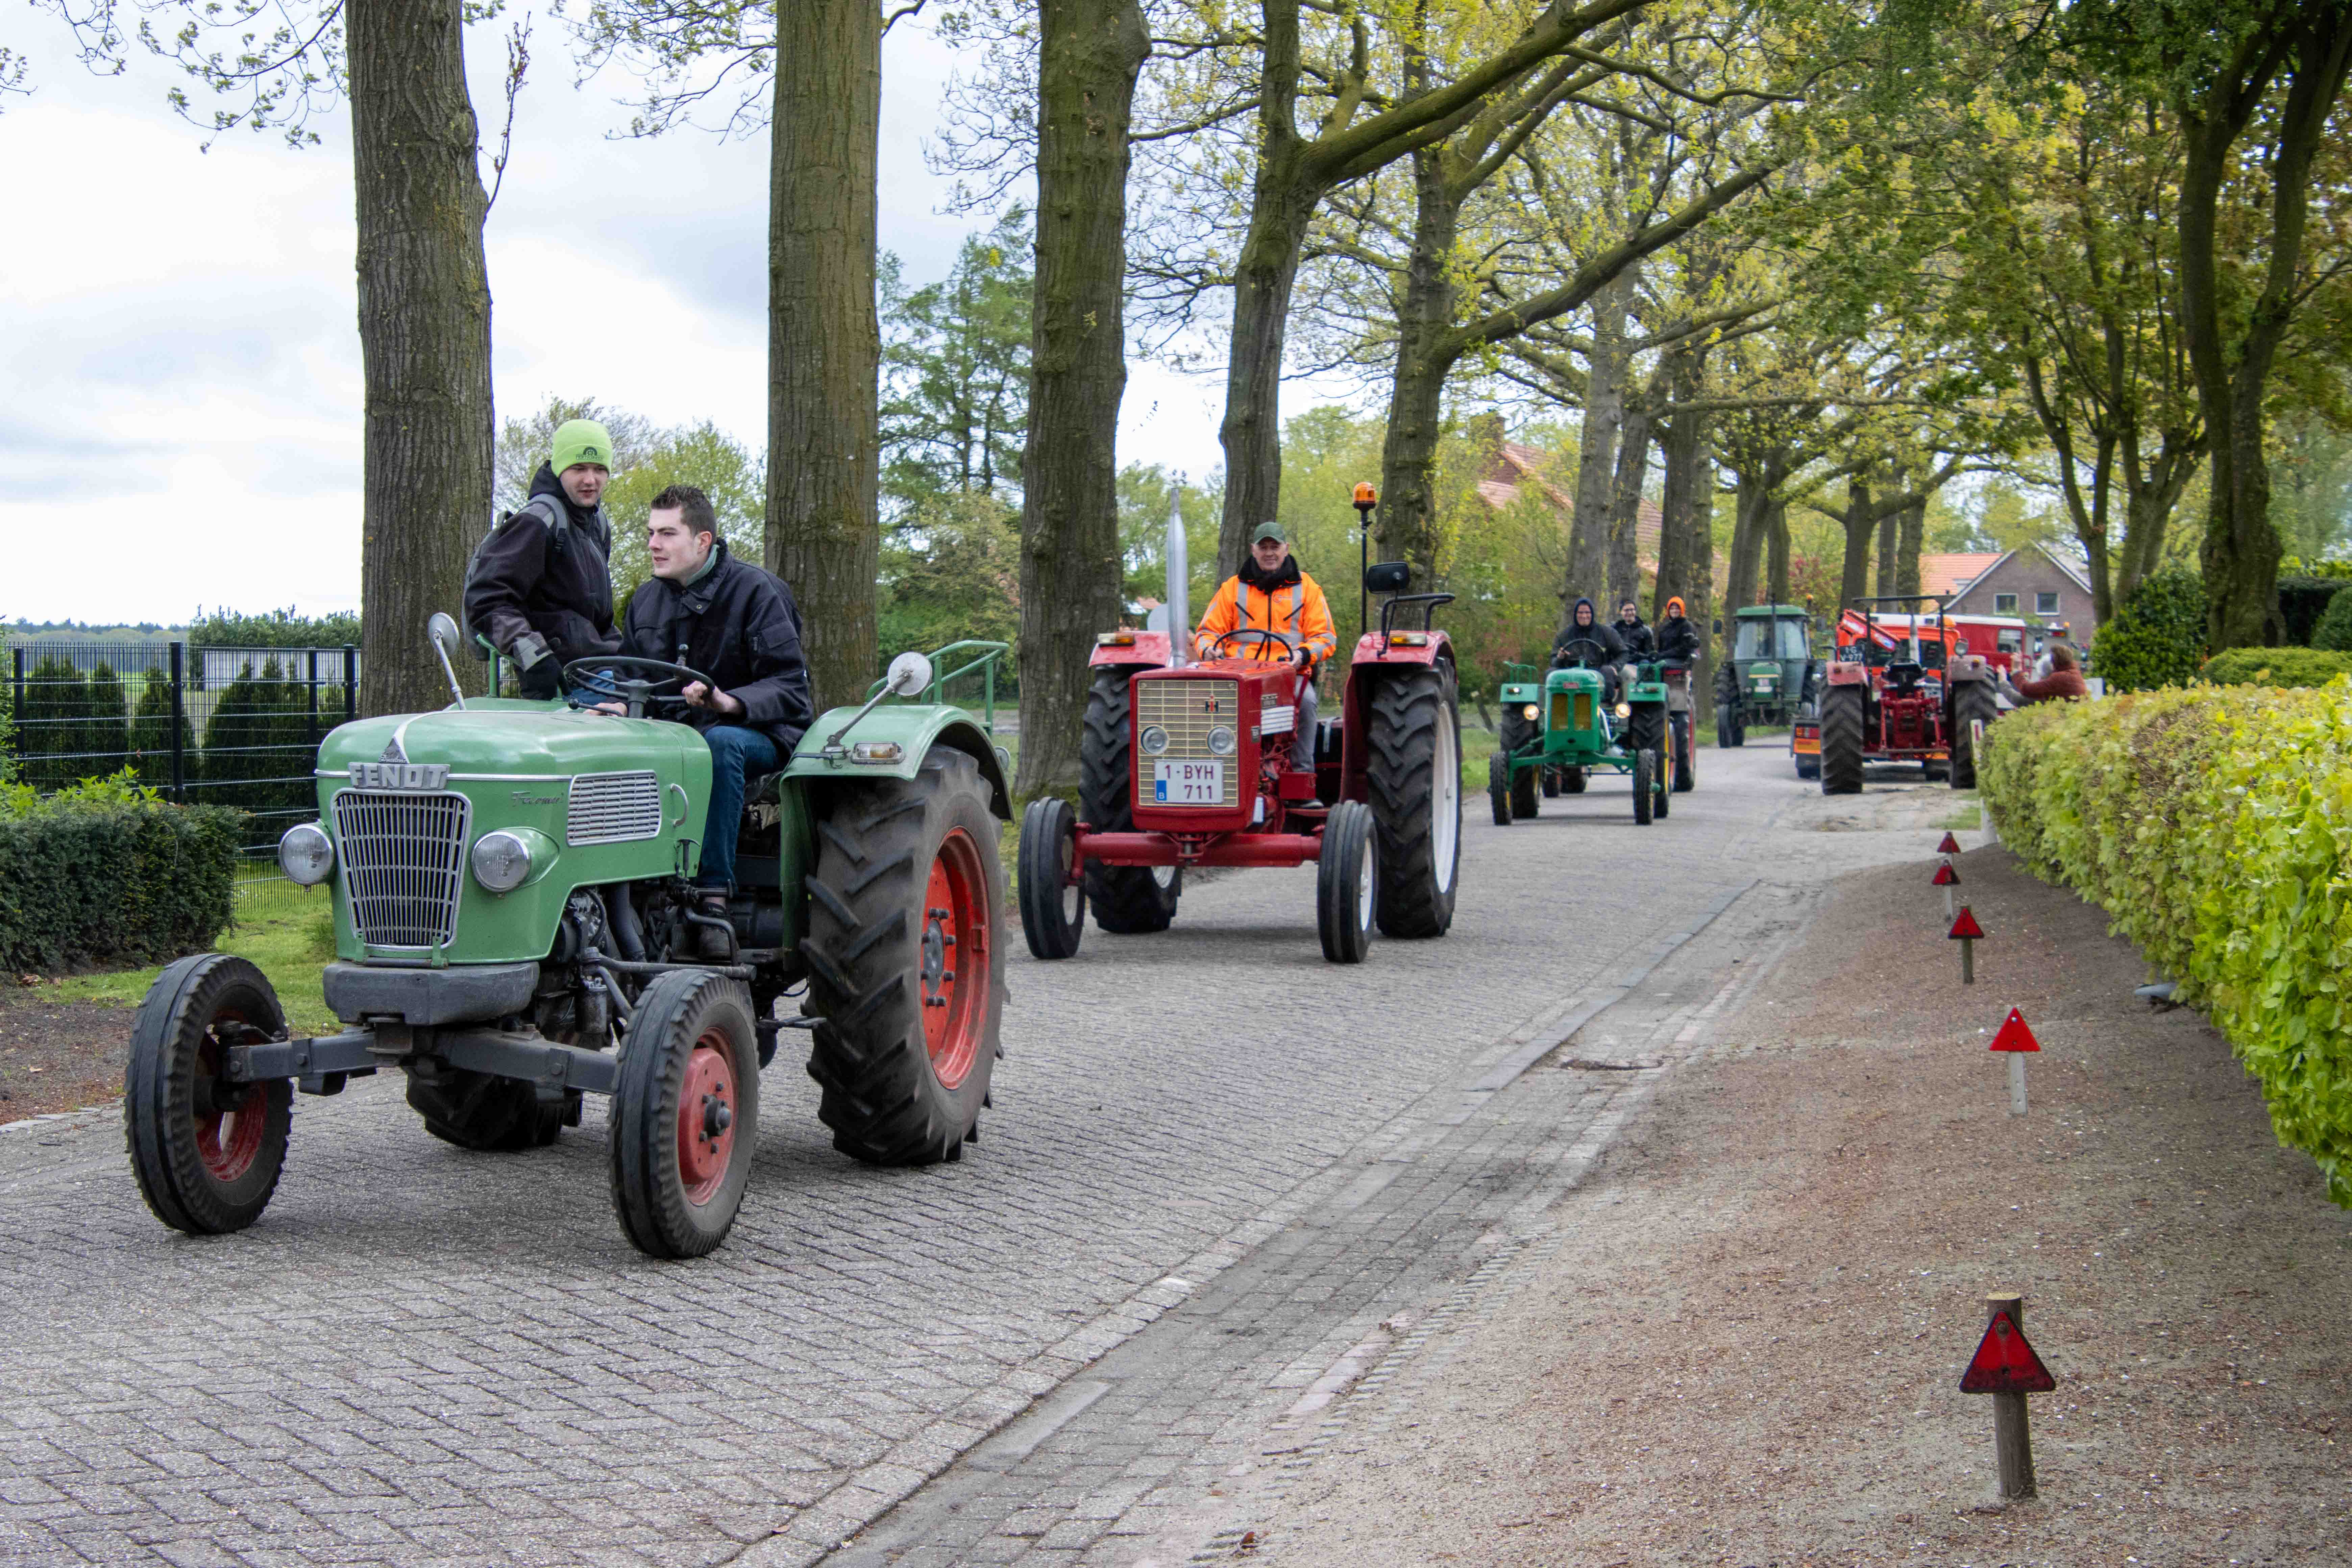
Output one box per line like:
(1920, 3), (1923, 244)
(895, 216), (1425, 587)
(1961, 1293), (2056, 1499)
(1991, 1008), (2039, 1113)
(1949, 906), (1984, 983)
(1934, 859), (1959, 921)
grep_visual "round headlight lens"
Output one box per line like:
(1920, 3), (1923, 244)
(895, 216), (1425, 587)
(1615, 702), (1631, 718)
(278, 822), (335, 886)
(1206, 724), (1237, 757)
(1140, 724), (1170, 756)
(470, 830), (535, 893)
(1522, 704), (1539, 722)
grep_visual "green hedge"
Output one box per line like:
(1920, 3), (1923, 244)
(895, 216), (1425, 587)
(1980, 687), (2352, 1206)
(0, 775), (241, 972)
(2200, 647), (2352, 688)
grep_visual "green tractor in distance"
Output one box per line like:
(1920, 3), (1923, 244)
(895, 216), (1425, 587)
(1488, 639), (1674, 826)
(123, 615), (1012, 1260)
(1713, 603), (1818, 746)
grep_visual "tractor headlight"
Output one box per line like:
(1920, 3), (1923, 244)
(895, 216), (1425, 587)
(1522, 705), (1539, 722)
(1140, 724), (1170, 756)
(1615, 702), (1631, 718)
(470, 830), (536, 894)
(1206, 724), (1236, 756)
(277, 823), (334, 886)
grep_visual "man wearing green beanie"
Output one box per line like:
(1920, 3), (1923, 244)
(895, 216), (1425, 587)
(464, 417), (623, 697)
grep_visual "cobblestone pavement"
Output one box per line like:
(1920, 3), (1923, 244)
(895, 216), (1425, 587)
(0, 746), (1964, 1566)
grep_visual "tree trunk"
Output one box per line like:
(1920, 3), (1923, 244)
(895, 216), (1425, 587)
(1838, 479), (1874, 612)
(1605, 394), (1652, 611)
(1012, 0), (1150, 801)
(1654, 357), (1715, 721)
(1565, 274), (1631, 615)
(1896, 496), (1923, 598)
(1765, 499), (1790, 604)
(349, 0), (492, 718)
(1376, 147), (1462, 585)
(767, 0), (882, 710)
(1873, 507), (1897, 600)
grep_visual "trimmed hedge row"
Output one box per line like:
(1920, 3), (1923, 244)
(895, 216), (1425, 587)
(1979, 687), (2352, 1207)
(2200, 647), (2352, 688)
(0, 782), (241, 972)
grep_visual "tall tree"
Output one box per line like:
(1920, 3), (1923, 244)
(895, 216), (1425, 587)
(880, 207), (1034, 511)
(1015, 0), (1151, 799)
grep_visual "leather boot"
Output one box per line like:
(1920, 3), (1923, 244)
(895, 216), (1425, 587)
(693, 889), (735, 961)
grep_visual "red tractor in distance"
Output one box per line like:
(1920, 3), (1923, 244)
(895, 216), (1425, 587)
(1017, 487), (1462, 964)
(1819, 595), (2002, 795)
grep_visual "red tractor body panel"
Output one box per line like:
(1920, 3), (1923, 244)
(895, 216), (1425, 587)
(1087, 630), (1174, 670)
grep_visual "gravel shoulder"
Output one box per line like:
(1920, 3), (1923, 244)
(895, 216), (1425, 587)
(0, 990), (130, 1122)
(1249, 844), (2352, 1567)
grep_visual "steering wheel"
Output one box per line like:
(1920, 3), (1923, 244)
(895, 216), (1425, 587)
(1208, 627), (1302, 660)
(1552, 635), (1610, 670)
(563, 655), (719, 717)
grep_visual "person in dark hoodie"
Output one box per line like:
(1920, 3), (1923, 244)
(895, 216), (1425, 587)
(1552, 597), (1626, 700)
(617, 484), (814, 951)
(1615, 598), (1654, 658)
(465, 418), (622, 698)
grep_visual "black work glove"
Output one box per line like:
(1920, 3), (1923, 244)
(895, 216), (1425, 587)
(517, 647), (562, 700)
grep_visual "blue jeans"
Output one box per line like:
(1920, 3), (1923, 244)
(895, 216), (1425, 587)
(696, 726), (782, 889)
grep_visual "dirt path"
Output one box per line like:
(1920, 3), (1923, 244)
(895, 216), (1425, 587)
(0, 989), (130, 1122)
(1245, 847), (2352, 1567)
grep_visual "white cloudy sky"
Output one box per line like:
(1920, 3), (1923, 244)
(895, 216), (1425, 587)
(0, 7), (1282, 626)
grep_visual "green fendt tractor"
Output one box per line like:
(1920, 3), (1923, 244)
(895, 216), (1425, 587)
(1487, 639), (1674, 826)
(1713, 603), (1817, 746)
(124, 616), (1011, 1259)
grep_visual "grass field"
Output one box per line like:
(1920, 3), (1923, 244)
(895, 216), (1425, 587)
(50, 881), (340, 1033)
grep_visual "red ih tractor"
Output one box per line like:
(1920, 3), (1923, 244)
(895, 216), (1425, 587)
(1818, 595), (2002, 794)
(1017, 488), (1462, 964)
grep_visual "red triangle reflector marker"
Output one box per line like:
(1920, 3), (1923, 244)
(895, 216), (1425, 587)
(1933, 862), (1959, 886)
(1991, 1008), (2040, 1053)
(1949, 907), (1984, 940)
(1938, 831), (1963, 855)
(1961, 1309), (2056, 1394)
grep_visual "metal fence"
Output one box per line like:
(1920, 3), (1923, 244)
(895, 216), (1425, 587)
(6, 640), (360, 899)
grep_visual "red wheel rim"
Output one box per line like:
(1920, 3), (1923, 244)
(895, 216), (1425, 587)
(676, 1032), (738, 1206)
(194, 1011), (268, 1182)
(919, 827), (988, 1089)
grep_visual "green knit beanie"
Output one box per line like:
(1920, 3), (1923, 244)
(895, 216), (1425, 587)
(551, 418), (615, 477)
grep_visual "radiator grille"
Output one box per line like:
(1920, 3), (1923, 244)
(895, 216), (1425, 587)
(332, 790), (469, 950)
(1135, 677), (1240, 810)
(567, 771), (663, 845)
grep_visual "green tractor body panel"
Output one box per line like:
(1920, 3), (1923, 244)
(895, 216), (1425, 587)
(781, 704), (1012, 819)
(1722, 604), (1817, 726)
(1496, 660), (1670, 775)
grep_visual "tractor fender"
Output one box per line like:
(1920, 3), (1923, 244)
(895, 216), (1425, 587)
(1338, 637), (1456, 803)
(1824, 661), (1869, 689)
(1347, 628), (1452, 666)
(1088, 632), (1173, 669)
(1945, 654), (1995, 684)
(782, 706), (1013, 820)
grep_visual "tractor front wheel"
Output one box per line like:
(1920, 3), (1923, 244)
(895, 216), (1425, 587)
(125, 954), (293, 1236)
(1632, 749), (1656, 825)
(1080, 669), (1181, 933)
(609, 970), (760, 1258)
(1016, 796), (1084, 960)
(1317, 800), (1378, 963)
(803, 746), (1005, 1166)
(1508, 752), (1540, 819)
(1715, 668), (1742, 747)
(1671, 712), (1695, 792)
(1488, 752), (1512, 826)
(1819, 684), (1866, 795)
(1950, 679), (2000, 789)
(1364, 665), (1460, 938)
(1541, 768), (1560, 798)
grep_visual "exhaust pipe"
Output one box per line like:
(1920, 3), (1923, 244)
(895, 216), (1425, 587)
(1166, 486), (1191, 668)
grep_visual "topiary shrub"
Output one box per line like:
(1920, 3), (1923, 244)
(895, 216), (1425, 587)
(1980, 688), (2352, 1208)
(2092, 567), (2208, 691)
(2310, 586), (2352, 651)
(0, 773), (240, 972)
(2201, 647), (2352, 688)
(2276, 574), (2352, 645)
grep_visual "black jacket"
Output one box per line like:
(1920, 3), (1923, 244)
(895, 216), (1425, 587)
(1553, 600), (1624, 668)
(620, 541), (815, 752)
(464, 463), (620, 668)
(1615, 615), (1654, 658)
(1653, 614), (1700, 663)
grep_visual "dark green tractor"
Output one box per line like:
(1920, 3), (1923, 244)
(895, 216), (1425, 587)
(1487, 641), (1673, 826)
(1714, 604), (1818, 746)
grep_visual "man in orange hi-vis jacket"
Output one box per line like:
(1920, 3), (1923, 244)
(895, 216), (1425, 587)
(1195, 521), (1338, 770)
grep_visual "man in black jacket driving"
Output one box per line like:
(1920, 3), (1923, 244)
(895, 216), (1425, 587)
(617, 485), (815, 946)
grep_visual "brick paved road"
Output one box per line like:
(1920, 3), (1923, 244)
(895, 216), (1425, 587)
(0, 745), (1958, 1566)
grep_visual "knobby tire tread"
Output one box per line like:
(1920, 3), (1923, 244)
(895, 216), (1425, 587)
(1080, 669), (1179, 933)
(1364, 665), (1459, 938)
(1821, 685), (1865, 795)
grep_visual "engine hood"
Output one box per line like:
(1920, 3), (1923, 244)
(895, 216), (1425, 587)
(316, 699), (709, 779)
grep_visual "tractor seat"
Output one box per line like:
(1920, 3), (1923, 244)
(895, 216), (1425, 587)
(1885, 661), (1925, 694)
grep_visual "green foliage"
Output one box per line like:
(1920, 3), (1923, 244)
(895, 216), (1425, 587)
(198, 659), (314, 815)
(0, 773), (239, 972)
(16, 656), (89, 790)
(2200, 647), (2352, 688)
(187, 606), (362, 648)
(84, 664), (131, 777)
(879, 491), (1023, 682)
(2309, 584), (2352, 652)
(880, 207), (1032, 513)
(1980, 687), (2352, 1208)
(493, 396), (664, 519)
(2275, 574), (2352, 645)
(130, 667), (192, 787)
(1117, 463), (1224, 618)
(2091, 567), (2208, 691)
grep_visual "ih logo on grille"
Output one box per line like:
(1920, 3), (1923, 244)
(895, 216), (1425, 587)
(348, 762), (450, 790)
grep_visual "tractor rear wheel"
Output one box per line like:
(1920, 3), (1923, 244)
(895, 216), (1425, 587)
(1016, 796), (1084, 959)
(1671, 712), (1695, 792)
(1541, 768), (1560, 798)
(1950, 678), (2000, 789)
(1819, 684), (1865, 795)
(1488, 752), (1512, 826)
(803, 745), (1005, 1166)
(609, 969), (759, 1258)
(1317, 800), (1378, 964)
(1715, 667), (1742, 747)
(1561, 766), (1586, 793)
(125, 954), (293, 1236)
(408, 1067), (569, 1152)
(1632, 749), (1655, 825)
(1080, 669), (1181, 932)
(1364, 665), (1460, 938)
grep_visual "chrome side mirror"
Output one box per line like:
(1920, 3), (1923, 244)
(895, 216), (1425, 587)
(885, 650), (934, 697)
(426, 613), (467, 710)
